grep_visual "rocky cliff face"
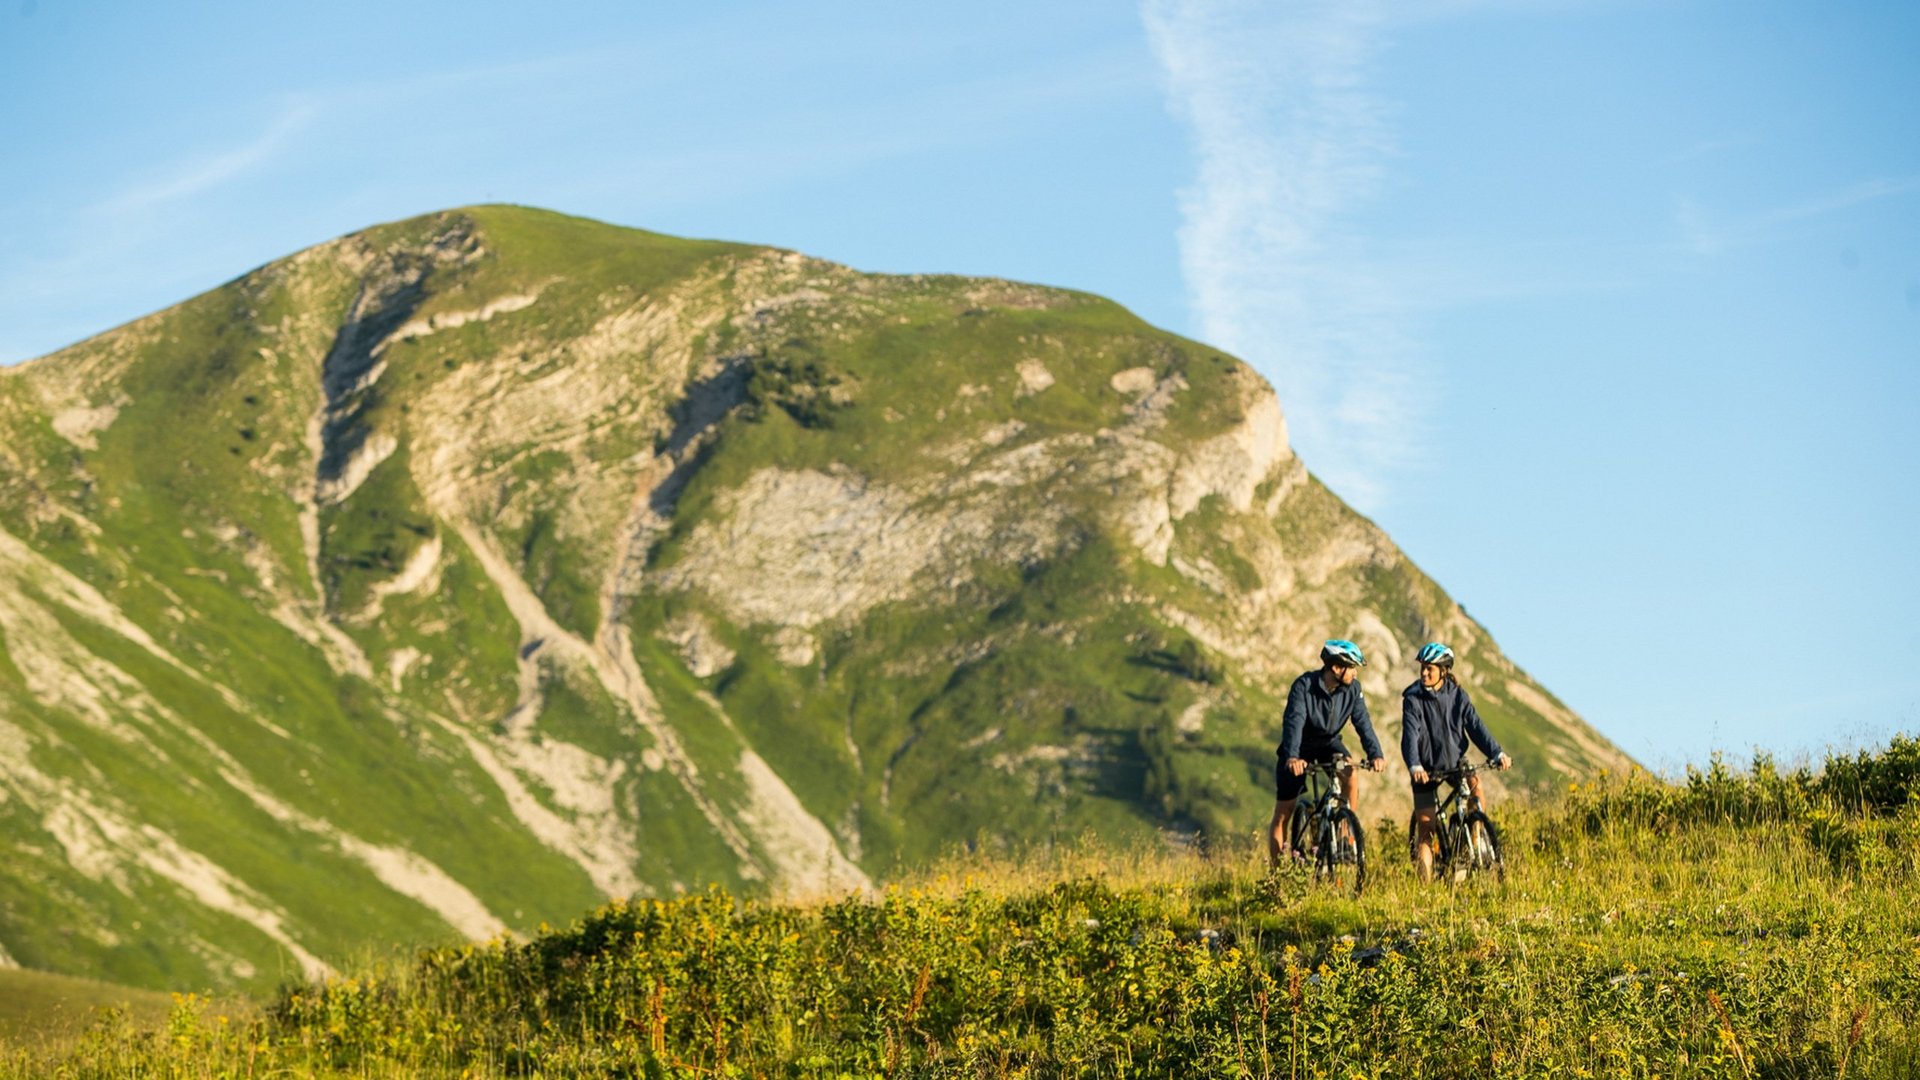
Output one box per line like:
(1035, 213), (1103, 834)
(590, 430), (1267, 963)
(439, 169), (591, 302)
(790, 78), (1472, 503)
(0, 207), (1628, 990)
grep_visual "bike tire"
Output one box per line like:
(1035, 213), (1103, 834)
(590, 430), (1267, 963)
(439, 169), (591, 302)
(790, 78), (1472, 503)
(1287, 802), (1314, 861)
(1462, 811), (1505, 882)
(1315, 808), (1367, 897)
(1440, 819), (1465, 880)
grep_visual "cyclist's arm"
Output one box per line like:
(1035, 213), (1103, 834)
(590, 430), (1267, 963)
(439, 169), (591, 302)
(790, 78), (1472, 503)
(1278, 680), (1308, 761)
(1458, 688), (1506, 766)
(1400, 695), (1426, 776)
(1350, 691), (1386, 763)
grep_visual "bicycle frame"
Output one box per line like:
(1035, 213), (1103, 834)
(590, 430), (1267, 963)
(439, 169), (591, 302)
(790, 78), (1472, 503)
(1288, 759), (1374, 896)
(1302, 765), (1345, 828)
(1433, 765), (1477, 831)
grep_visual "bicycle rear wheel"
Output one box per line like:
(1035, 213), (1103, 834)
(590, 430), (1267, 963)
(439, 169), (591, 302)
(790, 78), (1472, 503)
(1462, 811), (1505, 881)
(1315, 809), (1367, 897)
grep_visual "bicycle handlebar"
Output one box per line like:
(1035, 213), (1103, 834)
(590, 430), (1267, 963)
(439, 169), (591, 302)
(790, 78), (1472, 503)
(1297, 757), (1379, 774)
(1428, 760), (1508, 780)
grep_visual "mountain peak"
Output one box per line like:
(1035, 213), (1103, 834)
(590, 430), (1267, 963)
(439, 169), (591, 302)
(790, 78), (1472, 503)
(0, 207), (1627, 990)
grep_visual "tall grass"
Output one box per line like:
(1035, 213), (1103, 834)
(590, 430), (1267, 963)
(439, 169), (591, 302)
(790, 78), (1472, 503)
(5, 740), (1918, 1077)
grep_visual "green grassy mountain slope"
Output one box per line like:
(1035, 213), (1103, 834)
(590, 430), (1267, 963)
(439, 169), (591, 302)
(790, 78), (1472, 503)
(0, 206), (1629, 991)
(7, 747), (1918, 1076)
(0, 968), (174, 1046)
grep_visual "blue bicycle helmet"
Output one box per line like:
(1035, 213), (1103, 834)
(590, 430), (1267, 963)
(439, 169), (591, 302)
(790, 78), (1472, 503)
(1416, 642), (1455, 667)
(1320, 639), (1366, 667)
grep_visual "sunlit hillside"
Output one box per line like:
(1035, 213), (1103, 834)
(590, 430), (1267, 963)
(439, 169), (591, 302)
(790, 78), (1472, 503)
(3, 741), (1915, 1078)
(0, 206), (1627, 991)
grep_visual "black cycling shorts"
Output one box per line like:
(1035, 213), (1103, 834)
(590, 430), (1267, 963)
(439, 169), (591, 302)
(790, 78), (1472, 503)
(1275, 743), (1350, 801)
(1410, 779), (1441, 812)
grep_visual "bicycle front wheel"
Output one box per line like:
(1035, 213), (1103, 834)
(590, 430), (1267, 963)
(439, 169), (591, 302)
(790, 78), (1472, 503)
(1315, 809), (1367, 897)
(1287, 802), (1314, 861)
(1439, 819), (1467, 881)
(1462, 811), (1505, 881)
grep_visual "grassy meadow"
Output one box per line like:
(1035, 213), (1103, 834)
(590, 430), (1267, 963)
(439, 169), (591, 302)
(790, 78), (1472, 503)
(0, 969), (173, 1048)
(3, 739), (1917, 1078)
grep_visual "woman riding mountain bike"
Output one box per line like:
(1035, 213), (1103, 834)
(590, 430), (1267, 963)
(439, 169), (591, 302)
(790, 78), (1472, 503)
(1399, 642), (1512, 883)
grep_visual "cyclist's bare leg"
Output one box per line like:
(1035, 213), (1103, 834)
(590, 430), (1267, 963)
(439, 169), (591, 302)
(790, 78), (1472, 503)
(1466, 771), (1484, 811)
(1268, 798), (1298, 867)
(1411, 807), (1437, 883)
(1337, 762), (1359, 816)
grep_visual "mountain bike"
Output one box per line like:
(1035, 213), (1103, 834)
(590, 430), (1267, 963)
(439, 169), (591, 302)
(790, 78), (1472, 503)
(1408, 762), (1505, 883)
(1286, 759), (1374, 897)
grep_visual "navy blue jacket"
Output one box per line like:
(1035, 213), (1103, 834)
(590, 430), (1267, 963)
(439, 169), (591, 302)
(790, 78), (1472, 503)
(1279, 669), (1384, 761)
(1399, 679), (1504, 774)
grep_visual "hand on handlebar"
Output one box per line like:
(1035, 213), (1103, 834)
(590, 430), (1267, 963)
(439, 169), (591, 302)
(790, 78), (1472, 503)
(1370, 757), (1386, 773)
(1287, 757), (1306, 777)
(1495, 753), (1512, 771)
(1410, 766), (1429, 784)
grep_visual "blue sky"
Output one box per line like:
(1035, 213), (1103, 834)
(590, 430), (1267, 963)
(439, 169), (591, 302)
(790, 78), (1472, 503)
(4, 0), (1916, 771)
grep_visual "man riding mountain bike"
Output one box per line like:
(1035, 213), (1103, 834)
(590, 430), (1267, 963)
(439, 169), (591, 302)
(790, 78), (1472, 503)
(1400, 642), (1512, 882)
(1269, 639), (1387, 868)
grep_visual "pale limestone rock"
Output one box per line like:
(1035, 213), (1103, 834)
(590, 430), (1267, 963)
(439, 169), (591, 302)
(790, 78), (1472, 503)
(375, 288), (547, 356)
(50, 393), (130, 450)
(1169, 388), (1291, 518)
(1017, 359), (1055, 395)
(1176, 700), (1209, 735)
(769, 627), (817, 667)
(314, 431), (397, 506)
(387, 647), (423, 689)
(734, 751), (872, 898)
(660, 466), (1057, 629)
(661, 612), (737, 678)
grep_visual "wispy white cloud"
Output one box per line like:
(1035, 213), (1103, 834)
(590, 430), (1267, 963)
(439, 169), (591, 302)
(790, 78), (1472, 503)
(1142, 0), (1412, 511)
(161, 33), (1150, 220)
(1766, 175), (1920, 226)
(1, 99), (327, 363)
(95, 99), (320, 214)
(1672, 175), (1920, 257)
(4, 26), (1152, 366)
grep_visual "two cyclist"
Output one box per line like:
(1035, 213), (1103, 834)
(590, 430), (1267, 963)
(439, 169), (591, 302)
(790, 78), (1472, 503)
(1268, 639), (1387, 868)
(1400, 642), (1511, 882)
